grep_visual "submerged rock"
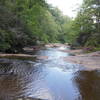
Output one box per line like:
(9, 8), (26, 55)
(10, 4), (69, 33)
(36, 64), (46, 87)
(16, 97), (46, 100)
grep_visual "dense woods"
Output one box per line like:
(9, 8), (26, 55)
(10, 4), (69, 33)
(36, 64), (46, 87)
(71, 0), (100, 50)
(0, 0), (100, 52)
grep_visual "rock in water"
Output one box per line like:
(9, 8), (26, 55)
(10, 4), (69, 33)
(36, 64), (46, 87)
(16, 97), (46, 100)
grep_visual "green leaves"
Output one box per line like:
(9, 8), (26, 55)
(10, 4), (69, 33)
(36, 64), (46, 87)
(1, 0), (99, 52)
(71, 0), (100, 47)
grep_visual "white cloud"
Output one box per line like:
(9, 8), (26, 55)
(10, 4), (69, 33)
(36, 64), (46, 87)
(47, 0), (83, 18)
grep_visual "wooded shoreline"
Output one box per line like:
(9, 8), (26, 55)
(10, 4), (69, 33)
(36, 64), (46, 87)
(0, 44), (100, 69)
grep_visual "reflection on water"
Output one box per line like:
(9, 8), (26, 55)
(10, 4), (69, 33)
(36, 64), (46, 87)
(74, 70), (100, 100)
(0, 47), (100, 100)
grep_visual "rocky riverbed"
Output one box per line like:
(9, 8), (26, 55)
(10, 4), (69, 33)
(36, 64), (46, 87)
(0, 43), (100, 69)
(0, 45), (100, 100)
(63, 49), (100, 69)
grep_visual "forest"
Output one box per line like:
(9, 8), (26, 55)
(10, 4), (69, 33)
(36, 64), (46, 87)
(0, 0), (100, 53)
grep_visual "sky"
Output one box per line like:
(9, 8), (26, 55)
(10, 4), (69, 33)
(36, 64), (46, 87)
(47, 0), (83, 18)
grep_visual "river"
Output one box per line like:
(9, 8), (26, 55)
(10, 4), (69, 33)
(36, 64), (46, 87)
(0, 46), (100, 100)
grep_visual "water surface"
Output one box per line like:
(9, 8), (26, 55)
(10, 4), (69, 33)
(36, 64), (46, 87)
(0, 47), (100, 100)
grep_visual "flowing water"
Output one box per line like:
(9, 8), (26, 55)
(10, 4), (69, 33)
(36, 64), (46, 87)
(0, 47), (100, 100)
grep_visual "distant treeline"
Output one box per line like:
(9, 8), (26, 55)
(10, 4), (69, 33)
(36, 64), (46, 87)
(0, 0), (100, 52)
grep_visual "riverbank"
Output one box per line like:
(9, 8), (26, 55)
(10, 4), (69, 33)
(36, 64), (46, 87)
(45, 43), (68, 48)
(63, 50), (100, 69)
(0, 53), (48, 61)
(0, 44), (100, 69)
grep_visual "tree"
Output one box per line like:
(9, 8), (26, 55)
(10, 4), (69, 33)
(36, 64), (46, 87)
(71, 0), (100, 48)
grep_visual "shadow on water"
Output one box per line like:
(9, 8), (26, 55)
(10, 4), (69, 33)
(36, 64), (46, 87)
(0, 47), (100, 100)
(74, 70), (100, 100)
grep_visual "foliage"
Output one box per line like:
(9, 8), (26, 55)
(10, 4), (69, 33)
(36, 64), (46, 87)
(1, 0), (99, 53)
(0, 5), (34, 52)
(48, 6), (73, 43)
(0, 0), (73, 53)
(71, 0), (100, 48)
